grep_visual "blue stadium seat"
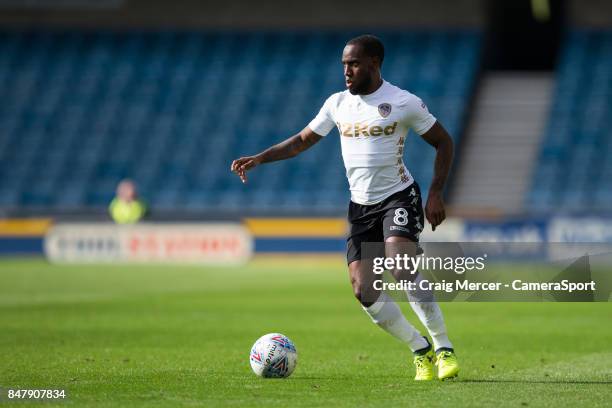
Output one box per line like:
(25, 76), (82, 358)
(0, 30), (481, 212)
(527, 30), (612, 213)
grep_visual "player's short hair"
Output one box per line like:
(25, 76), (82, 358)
(346, 34), (385, 65)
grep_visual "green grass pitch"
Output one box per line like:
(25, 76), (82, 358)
(1, 257), (610, 407)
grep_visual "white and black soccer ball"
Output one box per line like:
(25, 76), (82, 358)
(249, 333), (297, 378)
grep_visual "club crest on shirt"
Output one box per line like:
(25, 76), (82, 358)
(378, 103), (392, 118)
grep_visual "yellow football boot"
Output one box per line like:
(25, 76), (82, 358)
(413, 347), (435, 381)
(436, 349), (459, 380)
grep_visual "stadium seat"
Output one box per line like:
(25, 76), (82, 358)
(0, 30), (481, 213)
(527, 30), (612, 213)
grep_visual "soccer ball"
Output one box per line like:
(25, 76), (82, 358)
(249, 333), (297, 378)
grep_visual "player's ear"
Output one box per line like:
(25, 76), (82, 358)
(372, 55), (382, 69)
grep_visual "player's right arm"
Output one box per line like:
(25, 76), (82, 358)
(230, 127), (322, 183)
(231, 94), (336, 183)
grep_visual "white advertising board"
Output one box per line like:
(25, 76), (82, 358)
(45, 223), (253, 265)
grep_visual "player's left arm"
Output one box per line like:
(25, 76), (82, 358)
(420, 121), (454, 231)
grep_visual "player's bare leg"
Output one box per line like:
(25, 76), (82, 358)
(385, 236), (459, 380)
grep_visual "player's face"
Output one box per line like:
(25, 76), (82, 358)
(342, 44), (376, 95)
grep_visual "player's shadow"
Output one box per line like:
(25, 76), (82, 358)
(460, 379), (612, 385)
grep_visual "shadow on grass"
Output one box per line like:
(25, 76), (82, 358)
(285, 376), (612, 385)
(460, 379), (612, 385)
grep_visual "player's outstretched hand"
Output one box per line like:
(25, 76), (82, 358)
(230, 156), (261, 183)
(425, 191), (446, 231)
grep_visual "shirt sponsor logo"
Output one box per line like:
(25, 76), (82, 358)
(337, 121), (398, 137)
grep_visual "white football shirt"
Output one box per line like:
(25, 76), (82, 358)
(308, 80), (437, 205)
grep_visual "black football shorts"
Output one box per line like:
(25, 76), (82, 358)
(346, 182), (424, 264)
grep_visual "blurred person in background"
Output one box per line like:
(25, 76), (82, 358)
(109, 179), (147, 224)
